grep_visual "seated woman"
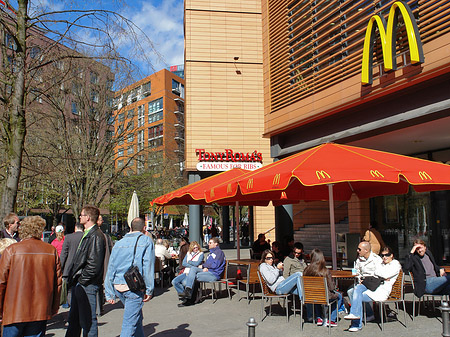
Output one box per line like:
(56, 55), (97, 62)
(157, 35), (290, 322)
(344, 246), (401, 332)
(259, 249), (302, 297)
(172, 241), (204, 304)
(303, 249), (343, 327)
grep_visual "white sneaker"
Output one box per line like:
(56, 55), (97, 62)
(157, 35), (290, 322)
(344, 313), (360, 320)
(366, 315), (375, 322)
(348, 327), (361, 332)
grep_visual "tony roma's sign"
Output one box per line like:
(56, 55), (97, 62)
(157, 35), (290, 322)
(196, 149), (263, 171)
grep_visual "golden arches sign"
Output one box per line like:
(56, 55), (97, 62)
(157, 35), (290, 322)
(418, 171), (432, 180)
(247, 178), (254, 190)
(361, 1), (424, 85)
(273, 174), (281, 186)
(316, 170), (331, 180)
(370, 170), (385, 178)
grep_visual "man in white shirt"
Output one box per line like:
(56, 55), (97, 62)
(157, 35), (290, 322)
(155, 239), (173, 280)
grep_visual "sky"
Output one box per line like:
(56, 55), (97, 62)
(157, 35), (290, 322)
(15, 0), (184, 79)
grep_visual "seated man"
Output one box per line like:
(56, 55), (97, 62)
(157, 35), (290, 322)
(155, 238), (173, 280)
(282, 242), (307, 278)
(404, 239), (450, 297)
(252, 233), (270, 259)
(180, 237), (225, 305)
(347, 241), (382, 321)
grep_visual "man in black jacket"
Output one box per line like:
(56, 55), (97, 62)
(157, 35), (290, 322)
(66, 205), (106, 337)
(404, 239), (450, 298)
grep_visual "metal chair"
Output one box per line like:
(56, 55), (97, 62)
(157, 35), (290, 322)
(237, 263), (260, 304)
(154, 257), (166, 288)
(257, 270), (294, 322)
(199, 261), (231, 303)
(373, 269), (407, 331)
(301, 276), (338, 335)
(409, 271), (448, 320)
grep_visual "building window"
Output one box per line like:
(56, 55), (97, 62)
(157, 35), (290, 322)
(172, 79), (184, 98)
(117, 159), (124, 168)
(118, 148), (124, 157)
(137, 130), (144, 152)
(148, 97), (163, 124)
(127, 109), (135, 118)
(142, 81), (151, 96)
(148, 138), (163, 148)
(117, 124), (124, 134)
(127, 145), (134, 155)
(30, 46), (41, 59)
(72, 82), (83, 96)
(90, 71), (99, 84)
(127, 120), (134, 131)
(53, 60), (64, 71)
(71, 102), (79, 115)
(148, 124), (163, 139)
(118, 113), (125, 123)
(106, 79), (114, 90)
(5, 34), (17, 50)
(137, 155), (145, 173)
(138, 105), (145, 127)
(127, 133), (135, 143)
(118, 136), (124, 145)
(91, 90), (99, 103)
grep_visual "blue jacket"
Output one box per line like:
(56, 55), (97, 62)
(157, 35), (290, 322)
(105, 232), (155, 299)
(203, 246), (226, 279)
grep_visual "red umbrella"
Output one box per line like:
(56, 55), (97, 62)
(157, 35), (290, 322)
(204, 143), (450, 269)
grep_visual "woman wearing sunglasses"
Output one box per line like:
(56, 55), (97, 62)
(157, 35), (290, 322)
(259, 249), (303, 297)
(345, 246), (401, 332)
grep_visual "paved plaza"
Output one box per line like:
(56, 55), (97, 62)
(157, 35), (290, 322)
(46, 248), (446, 337)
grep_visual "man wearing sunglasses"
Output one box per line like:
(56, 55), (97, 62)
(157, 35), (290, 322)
(346, 241), (382, 322)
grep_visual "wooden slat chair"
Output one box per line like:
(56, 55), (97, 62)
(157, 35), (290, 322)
(237, 263), (260, 304)
(257, 270), (294, 322)
(301, 276), (338, 335)
(199, 261), (231, 303)
(409, 271), (448, 321)
(372, 269), (407, 331)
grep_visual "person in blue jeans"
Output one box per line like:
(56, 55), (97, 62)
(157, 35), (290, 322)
(172, 241), (204, 306)
(303, 249), (342, 327)
(105, 217), (155, 337)
(181, 237), (226, 303)
(259, 249), (303, 297)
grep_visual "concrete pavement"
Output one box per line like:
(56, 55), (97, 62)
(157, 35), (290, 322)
(46, 248), (446, 336)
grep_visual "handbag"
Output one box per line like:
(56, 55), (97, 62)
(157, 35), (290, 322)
(123, 235), (146, 292)
(362, 276), (383, 291)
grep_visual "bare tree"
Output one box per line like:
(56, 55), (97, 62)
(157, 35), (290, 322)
(0, 0), (160, 220)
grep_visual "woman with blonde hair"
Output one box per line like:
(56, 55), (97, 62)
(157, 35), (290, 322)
(51, 225), (65, 256)
(172, 241), (204, 304)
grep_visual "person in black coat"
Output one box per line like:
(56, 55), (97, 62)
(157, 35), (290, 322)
(404, 239), (450, 298)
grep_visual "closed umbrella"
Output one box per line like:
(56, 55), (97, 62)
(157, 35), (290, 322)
(127, 191), (139, 228)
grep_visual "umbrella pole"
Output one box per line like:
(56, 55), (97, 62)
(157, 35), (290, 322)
(328, 184), (337, 270)
(236, 201), (240, 260)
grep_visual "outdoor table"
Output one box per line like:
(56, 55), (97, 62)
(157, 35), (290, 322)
(442, 266), (450, 273)
(329, 269), (356, 289)
(227, 259), (260, 286)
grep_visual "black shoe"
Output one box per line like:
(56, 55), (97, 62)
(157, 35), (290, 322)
(183, 287), (193, 299)
(177, 300), (194, 307)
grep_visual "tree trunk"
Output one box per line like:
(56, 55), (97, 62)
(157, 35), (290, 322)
(0, 0), (28, 221)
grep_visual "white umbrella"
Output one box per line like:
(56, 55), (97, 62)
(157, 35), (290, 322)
(127, 191), (139, 228)
(183, 213), (189, 227)
(169, 217), (173, 229)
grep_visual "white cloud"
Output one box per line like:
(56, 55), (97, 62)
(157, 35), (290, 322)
(120, 0), (184, 75)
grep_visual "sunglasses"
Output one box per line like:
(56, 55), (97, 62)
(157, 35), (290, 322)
(357, 248), (362, 251)
(381, 253), (392, 257)
(265, 256), (274, 260)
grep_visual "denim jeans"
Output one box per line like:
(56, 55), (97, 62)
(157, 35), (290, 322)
(3, 320), (46, 337)
(66, 283), (99, 337)
(185, 267), (218, 289)
(275, 272), (303, 298)
(115, 290), (145, 337)
(310, 292), (343, 323)
(348, 284), (374, 317)
(349, 284), (373, 329)
(172, 273), (187, 294)
(425, 275), (450, 295)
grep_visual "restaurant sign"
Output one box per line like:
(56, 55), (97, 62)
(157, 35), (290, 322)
(196, 148), (263, 171)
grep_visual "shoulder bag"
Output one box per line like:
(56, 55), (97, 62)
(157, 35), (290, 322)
(123, 234), (146, 292)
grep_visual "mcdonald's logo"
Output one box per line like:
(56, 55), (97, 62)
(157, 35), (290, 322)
(361, 1), (424, 85)
(370, 170), (385, 178)
(247, 178), (254, 190)
(210, 189), (215, 198)
(227, 183), (232, 194)
(273, 174), (281, 186)
(419, 171), (432, 180)
(316, 170), (331, 180)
